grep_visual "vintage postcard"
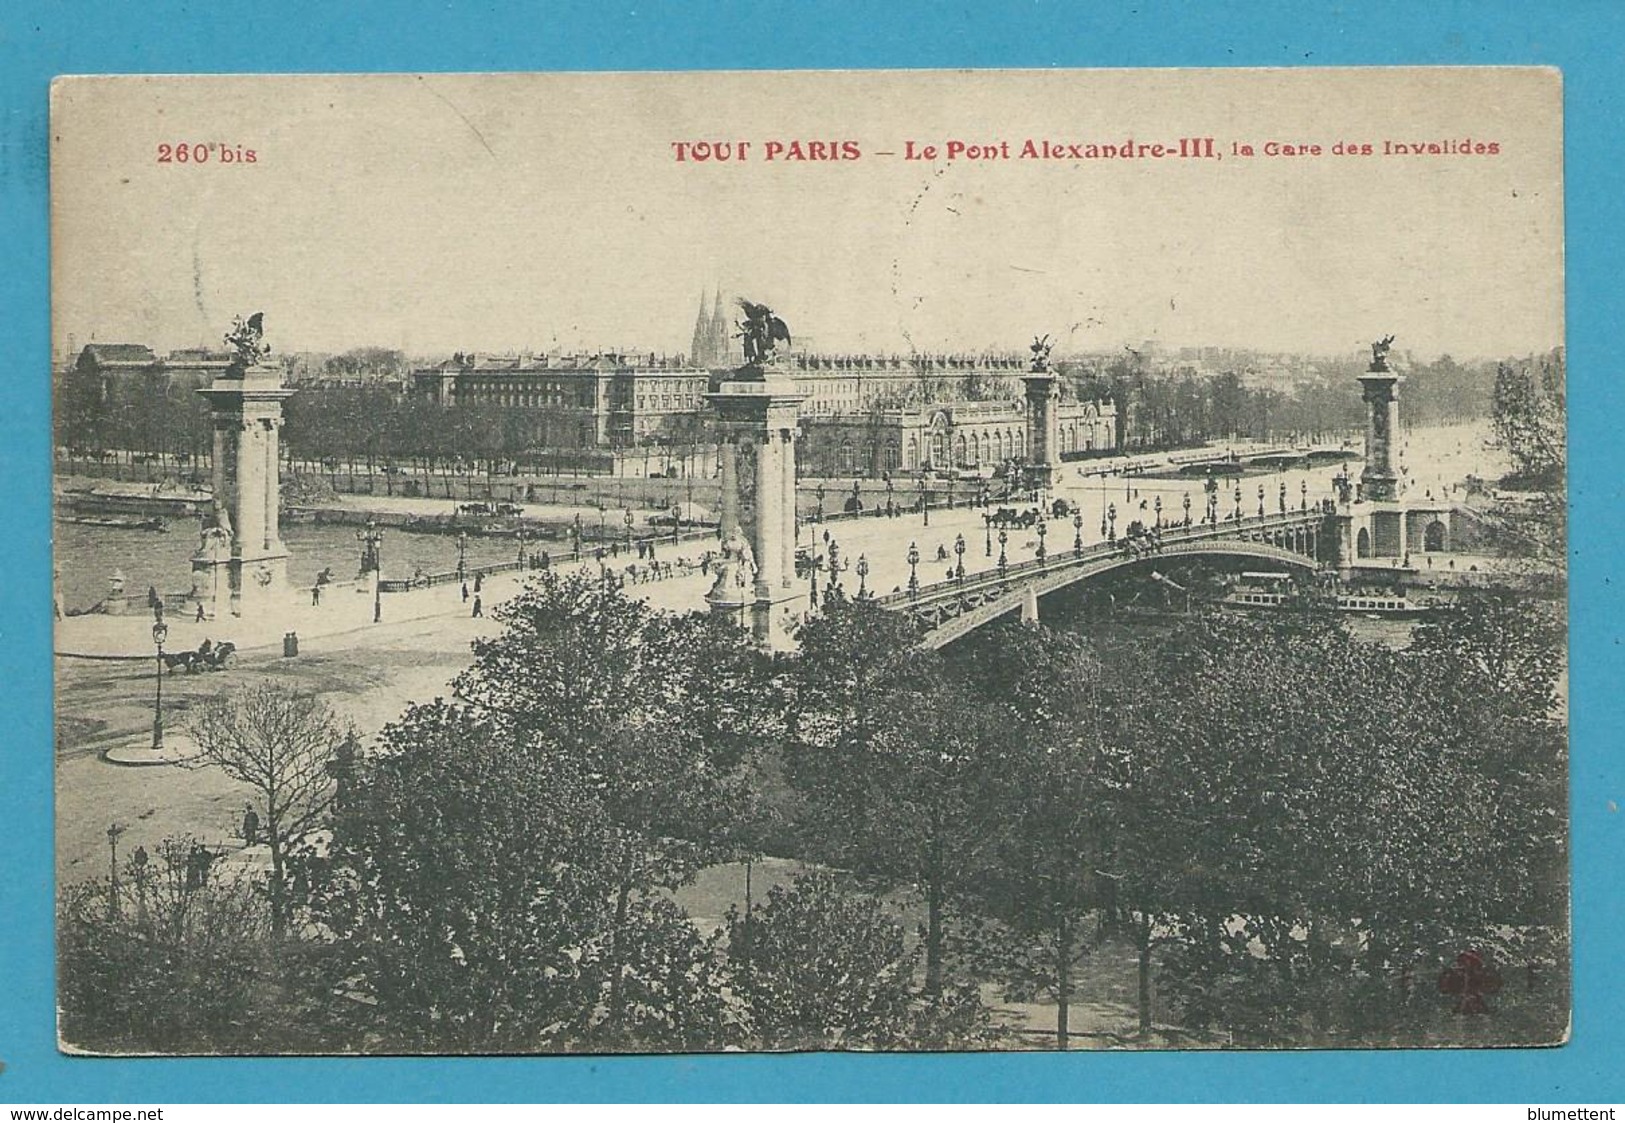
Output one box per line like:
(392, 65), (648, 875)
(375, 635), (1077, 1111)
(50, 68), (1566, 1054)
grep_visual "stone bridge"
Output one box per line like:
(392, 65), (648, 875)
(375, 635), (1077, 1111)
(874, 509), (1327, 649)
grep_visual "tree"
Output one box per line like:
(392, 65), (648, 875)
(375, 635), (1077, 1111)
(1491, 351), (1565, 487)
(58, 835), (271, 1053)
(186, 684), (347, 936)
(451, 573), (770, 1037)
(951, 621), (1111, 1048)
(725, 871), (920, 1049)
(316, 702), (617, 1050)
(785, 601), (995, 1004)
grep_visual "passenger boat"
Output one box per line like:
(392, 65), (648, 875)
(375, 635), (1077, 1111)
(58, 513), (167, 532)
(1220, 572), (1427, 618)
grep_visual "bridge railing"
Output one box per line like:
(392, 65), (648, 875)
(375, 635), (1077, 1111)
(874, 508), (1325, 610)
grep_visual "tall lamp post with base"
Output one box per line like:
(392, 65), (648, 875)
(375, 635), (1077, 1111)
(150, 616), (168, 751)
(1072, 511), (1084, 557)
(357, 519), (384, 623)
(954, 533), (966, 583)
(907, 541), (920, 600)
(856, 554), (870, 600)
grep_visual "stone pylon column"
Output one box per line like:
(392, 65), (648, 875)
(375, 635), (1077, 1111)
(707, 368), (807, 650)
(1359, 370), (1404, 502)
(193, 358), (295, 618)
(1023, 369), (1061, 491)
(780, 427), (799, 589)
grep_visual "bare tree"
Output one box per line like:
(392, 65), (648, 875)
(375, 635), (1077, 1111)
(186, 684), (347, 935)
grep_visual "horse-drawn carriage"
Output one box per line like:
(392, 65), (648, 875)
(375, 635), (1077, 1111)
(162, 639), (237, 674)
(985, 506), (1040, 530)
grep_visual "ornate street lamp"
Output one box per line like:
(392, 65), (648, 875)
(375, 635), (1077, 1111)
(997, 528), (1008, 575)
(624, 507), (634, 552)
(1233, 485), (1242, 522)
(856, 554), (870, 599)
(907, 541), (920, 599)
(1036, 518), (1047, 564)
(808, 543), (822, 607)
(572, 513), (583, 560)
(150, 616), (168, 751)
(1182, 491), (1192, 527)
(516, 524), (528, 567)
(456, 530), (468, 580)
(985, 514), (993, 557)
(357, 519), (384, 622)
(1073, 511), (1084, 556)
(1154, 495), (1163, 528)
(671, 499), (682, 546)
(828, 539), (843, 589)
(815, 483), (827, 522)
(918, 473), (930, 527)
(106, 822), (125, 921)
(1107, 502), (1117, 542)
(1257, 484), (1266, 518)
(954, 533), (966, 582)
(1301, 479), (1308, 511)
(1279, 480), (1288, 515)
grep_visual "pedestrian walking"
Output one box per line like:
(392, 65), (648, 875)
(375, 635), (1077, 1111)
(461, 581), (470, 603)
(312, 585), (321, 606)
(242, 803), (260, 847)
(195, 602), (206, 622)
(473, 573), (482, 594)
(471, 595), (483, 618)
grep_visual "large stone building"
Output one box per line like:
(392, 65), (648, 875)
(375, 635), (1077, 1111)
(412, 344), (1115, 474)
(797, 396), (1116, 478)
(411, 352), (712, 448)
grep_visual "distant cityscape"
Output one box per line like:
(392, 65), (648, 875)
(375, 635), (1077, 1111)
(55, 290), (1525, 484)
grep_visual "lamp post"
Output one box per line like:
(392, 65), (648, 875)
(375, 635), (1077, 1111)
(828, 539), (842, 591)
(815, 483), (826, 522)
(985, 514), (993, 557)
(918, 473), (930, 527)
(1073, 511), (1083, 557)
(1036, 518), (1047, 564)
(856, 554), (870, 599)
(1107, 502), (1117, 542)
(106, 822), (125, 921)
(1154, 495), (1163, 528)
(1233, 485), (1242, 522)
(907, 541), (920, 599)
(456, 531), (468, 580)
(954, 533), (966, 582)
(671, 500), (681, 546)
(516, 524), (528, 567)
(1183, 492), (1192, 527)
(997, 528), (1008, 576)
(150, 616), (168, 751)
(1301, 479), (1308, 511)
(885, 474), (894, 518)
(624, 507), (634, 552)
(357, 519), (384, 623)
(808, 541), (821, 607)
(572, 513), (583, 560)
(1279, 480), (1288, 515)
(1257, 484), (1266, 518)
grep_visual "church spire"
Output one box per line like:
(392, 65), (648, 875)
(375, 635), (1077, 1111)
(710, 286), (730, 365)
(690, 291), (711, 366)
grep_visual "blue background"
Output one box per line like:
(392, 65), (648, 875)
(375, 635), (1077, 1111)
(2, 0), (1620, 1104)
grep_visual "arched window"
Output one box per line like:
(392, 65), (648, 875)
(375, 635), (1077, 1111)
(1356, 527), (1371, 558)
(954, 432), (967, 465)
(886, 442), (901, 471)
(905, 435), (918, 469)
(1424, 520), (1447, 552)
(969, 431), (981, 464)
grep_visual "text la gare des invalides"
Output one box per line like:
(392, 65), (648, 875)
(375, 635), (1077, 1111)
(670, 135), (1502, 162)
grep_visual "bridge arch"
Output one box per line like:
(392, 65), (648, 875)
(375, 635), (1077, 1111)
(906, 538), (1322, 649)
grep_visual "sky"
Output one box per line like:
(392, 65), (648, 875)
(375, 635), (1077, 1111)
(51, 69), (1563, 363)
